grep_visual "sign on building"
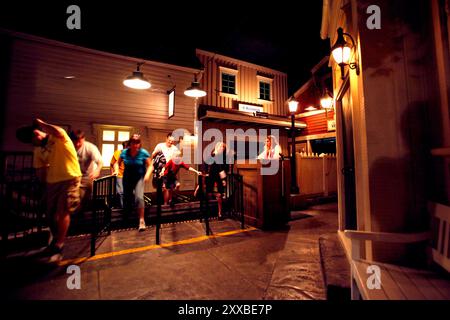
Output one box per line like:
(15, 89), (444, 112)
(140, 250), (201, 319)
(238, 103), (263, 113)
(327, 119), (336, 131)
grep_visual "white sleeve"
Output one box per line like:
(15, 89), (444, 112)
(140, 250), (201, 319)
(153, 143), (162, 154)
(91, 143), (102, 164)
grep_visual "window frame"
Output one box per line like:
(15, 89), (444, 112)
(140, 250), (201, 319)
(257, 75), (273, 102)
(219, 66), (239, 98)
(94, 124), (134, 169)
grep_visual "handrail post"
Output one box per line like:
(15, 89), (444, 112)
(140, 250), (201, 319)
(91, 179), (98, 257)
(203, 175), (210, 236)
(240, 175), (244, 229)
(156, 178), (162, 245)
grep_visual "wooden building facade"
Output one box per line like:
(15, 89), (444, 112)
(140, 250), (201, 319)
(0, 30), (202, 191)
(321, 0), (450, 266)
(291, 56), (336, 155)
(195, 49), (305, 159)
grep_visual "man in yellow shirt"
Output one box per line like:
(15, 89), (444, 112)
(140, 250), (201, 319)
(110, 140), (128, 208)
(30, 119), (82, 263)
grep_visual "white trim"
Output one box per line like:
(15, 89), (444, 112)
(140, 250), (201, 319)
(256, 75), (274, 82)
(220, 92), (239, 99)
(219, 66), (239, 75)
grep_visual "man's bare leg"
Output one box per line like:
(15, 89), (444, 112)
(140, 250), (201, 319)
(55, 211), (70, 248)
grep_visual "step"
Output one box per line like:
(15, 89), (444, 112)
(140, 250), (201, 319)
(318, 233), (351, 300)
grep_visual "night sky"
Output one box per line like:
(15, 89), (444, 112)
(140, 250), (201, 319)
(0, 1), (330, 95)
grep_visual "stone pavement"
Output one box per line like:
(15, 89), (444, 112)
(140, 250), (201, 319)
(1, 203), (340, 300)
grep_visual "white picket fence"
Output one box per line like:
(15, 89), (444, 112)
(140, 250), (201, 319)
(295, 152), (337, 196)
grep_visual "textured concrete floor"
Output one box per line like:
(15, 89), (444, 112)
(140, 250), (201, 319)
(1, 203), (339, 300)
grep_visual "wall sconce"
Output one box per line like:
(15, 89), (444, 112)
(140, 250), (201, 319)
(184, 73), (206, 98)
(123, 62), (151, 89)
(331, 28), (360, 79)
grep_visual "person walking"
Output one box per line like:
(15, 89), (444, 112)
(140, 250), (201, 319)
(69, 130), (103, 212)
(110, 140), (129, 208)
(116, 134), (151, 231)
(205, 142), (231, 219)
(17, 118), (81, 263)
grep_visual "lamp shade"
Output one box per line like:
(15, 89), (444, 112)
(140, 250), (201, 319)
(288, 99), (299, 113)
(184, 80), (206, 98)
(331, 27), (352, 65)
(123, 69), (151, 90)
(320, 97), (333, 109)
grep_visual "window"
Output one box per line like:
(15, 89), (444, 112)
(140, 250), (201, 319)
(100, 128), (131, 167)
(259, 81), (271, 101)
(219, 66), (238, 97)
(222, 73), (236, 94)
(310, 138), (336, 154)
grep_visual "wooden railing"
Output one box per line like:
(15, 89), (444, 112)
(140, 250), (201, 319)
(0, 152), (46, 254)
(225, 172), (245, 229)
(90, 175), (116, 256)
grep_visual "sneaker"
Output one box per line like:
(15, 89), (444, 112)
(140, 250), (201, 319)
(138, 219), (146, 232)
(38, 243), (63, 263)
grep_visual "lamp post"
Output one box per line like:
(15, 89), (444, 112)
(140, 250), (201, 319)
(288, 98), (299, 194)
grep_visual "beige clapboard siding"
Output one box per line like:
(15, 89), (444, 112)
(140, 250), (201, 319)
(3, 36), (200, 152)
(196, 50), (288, 115)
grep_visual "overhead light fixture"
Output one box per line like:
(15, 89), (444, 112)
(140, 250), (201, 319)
(184, 74), (206, 98)
(305, 105), (317, 111)
(331, 27), (360, 79)
(123, 62), (151, 90)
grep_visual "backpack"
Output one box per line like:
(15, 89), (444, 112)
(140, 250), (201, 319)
(152, 151), (166, 188)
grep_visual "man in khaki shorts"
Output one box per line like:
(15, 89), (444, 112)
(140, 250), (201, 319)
(30, 119), (82, 263)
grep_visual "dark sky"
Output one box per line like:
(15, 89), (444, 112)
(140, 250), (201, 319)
(0, 1), (330, 95)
